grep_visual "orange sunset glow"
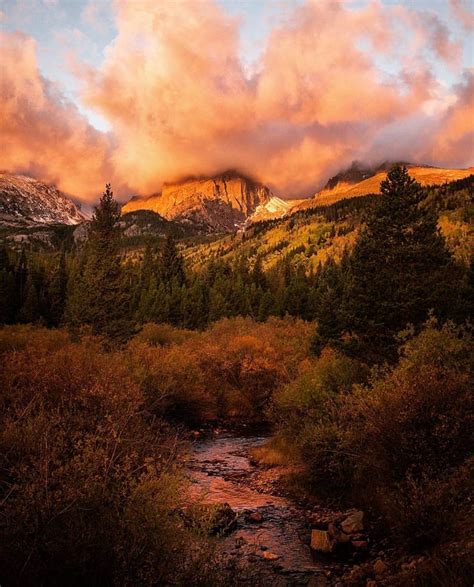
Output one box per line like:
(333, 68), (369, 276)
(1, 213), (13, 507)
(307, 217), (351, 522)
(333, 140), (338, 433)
(1, 0), (473, 203)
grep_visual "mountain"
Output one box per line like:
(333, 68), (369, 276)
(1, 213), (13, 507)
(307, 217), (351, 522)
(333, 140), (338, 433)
(297, 163), (474, 209)
(0, 173), (87, 226)
(184, 173), (473, 275)
(119, 210), (200, 239)
(250, 196), (304, 223)
(121, 171), (273, 232)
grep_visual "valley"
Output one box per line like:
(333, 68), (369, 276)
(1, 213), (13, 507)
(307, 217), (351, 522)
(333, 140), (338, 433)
(2, 0), (473, 584)
(1, 164), (472, 586)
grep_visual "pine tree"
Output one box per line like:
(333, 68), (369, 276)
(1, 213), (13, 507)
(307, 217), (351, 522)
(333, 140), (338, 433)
(257, 290), (274, 322)
(335, 165), (461, 360)
(15, 249), (28, 316)
(48, 250), (68, 326)
(160, 236), (185, 286)
(251, 257), (267, 290)
(67, 184), (133, 341)
(17, 271), (41, 324)
(0, 246), (15, 324)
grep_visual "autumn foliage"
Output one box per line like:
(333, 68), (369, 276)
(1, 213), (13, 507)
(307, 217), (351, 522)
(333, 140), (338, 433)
(1, 324), (275, 585)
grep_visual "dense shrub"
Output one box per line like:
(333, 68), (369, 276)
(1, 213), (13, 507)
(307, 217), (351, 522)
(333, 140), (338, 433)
(271, 349), (367, 491)
(130, 316), (313, 422)
(0, 327), (219, 586)
(344, 321), (473, 549)
(273, 321), (473, 555)
(127, 340), (213, 426)
(132, 322), (197, 347)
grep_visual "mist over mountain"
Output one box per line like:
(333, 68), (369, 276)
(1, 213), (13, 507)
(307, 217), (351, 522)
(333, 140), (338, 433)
(2, 161), (473, 238)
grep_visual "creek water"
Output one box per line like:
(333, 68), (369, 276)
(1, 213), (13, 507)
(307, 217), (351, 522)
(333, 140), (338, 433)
(186, 434), (329, 585)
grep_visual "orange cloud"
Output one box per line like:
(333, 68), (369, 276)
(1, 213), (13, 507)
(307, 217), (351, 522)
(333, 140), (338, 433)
(1, 1), (473, 202)
(0, 31), (113, 202)
(77, 0), (472, 198)
(425, 72), (474, 166)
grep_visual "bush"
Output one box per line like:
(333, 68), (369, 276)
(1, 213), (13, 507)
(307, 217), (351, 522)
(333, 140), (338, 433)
(127, 341), (213, 426)
(194, 317), (313, 419)
(271, 349), (367, 491)
(0, 327), (219, 586)
(344, 321), (473, 549)
(271, 321), (473, 559)
(132, 322), (197, 347)
(129, 317), (313, 423)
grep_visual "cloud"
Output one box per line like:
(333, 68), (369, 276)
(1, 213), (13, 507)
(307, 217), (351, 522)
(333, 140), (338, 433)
(1, 0), (473, 202)
(0, 31), (114, 202)
(77, 0), (472, 197)
(450, 0), (474, 31)
(425, 71), (474, 166)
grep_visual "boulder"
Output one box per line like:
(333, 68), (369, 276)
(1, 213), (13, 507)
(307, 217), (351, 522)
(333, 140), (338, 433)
(328, 522), (351, 544)
(341, 510), (364, 534)
(310, 529), (335, 553)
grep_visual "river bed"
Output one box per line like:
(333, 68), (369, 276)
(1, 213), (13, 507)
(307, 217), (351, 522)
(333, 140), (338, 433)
(186, 434), (331, 585)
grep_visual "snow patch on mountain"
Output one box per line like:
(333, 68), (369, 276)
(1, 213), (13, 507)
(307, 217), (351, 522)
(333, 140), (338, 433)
(0, 173), (87, 226)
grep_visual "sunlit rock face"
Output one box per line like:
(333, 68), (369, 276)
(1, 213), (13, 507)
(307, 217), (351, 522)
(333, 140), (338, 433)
(122, 171), (273, 232)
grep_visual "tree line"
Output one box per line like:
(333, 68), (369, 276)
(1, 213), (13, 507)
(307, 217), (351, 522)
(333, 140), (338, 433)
(1, 168), (472, 361)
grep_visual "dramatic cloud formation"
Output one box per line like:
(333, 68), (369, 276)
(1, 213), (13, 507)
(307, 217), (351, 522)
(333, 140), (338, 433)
(427, 71), (474, 164)
(0, 31), (112, 201)
(1, 0), (473, 201)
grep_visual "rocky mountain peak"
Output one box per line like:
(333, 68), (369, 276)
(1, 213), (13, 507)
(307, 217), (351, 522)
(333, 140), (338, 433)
(0, 173), (87, 226)
(122, 171), (273, 232)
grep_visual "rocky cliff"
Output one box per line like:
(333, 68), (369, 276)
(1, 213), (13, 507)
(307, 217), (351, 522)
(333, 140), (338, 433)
(122, 171), (273, 232)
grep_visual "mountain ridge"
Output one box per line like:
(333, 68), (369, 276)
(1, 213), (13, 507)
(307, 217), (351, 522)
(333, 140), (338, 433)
(295, 164), (474, 211)
(1, 164), (473, 237)
(0, 173), (87, 226)
(122, 171), (273, 232)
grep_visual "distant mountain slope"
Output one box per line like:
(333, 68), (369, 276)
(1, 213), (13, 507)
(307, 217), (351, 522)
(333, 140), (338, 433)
(184, 174), (473, 272)
(121, 171), (273, 232)
(249, 196), (304, 223)
(119, 210), (199, 239)
(297, 165), (474, 210)
(0, 173), (87, 226)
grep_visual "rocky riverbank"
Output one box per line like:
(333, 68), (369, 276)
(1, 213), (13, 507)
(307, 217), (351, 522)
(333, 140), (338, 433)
(186, 430), (444, 586)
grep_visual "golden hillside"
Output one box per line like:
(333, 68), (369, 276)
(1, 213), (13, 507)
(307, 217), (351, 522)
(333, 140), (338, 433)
(297, 166), (474, 210)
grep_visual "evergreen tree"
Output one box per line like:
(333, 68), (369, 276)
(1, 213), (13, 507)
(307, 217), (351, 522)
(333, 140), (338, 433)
(48, 250), (68, 326)
(251, 257), (267, 290)
(257, 290), (274, 322)
(17, 271), (41, 324)
(160, 236), (185, 286)
(326, 165), (461, 360)
(15, 249), (28, 316)
(0, 246), (15, 324)
(67, 184), (132, 341)
(152, 281), (171, 323)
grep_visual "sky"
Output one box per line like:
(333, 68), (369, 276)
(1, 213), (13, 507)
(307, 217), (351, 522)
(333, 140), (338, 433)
(0, 0), (473, 203)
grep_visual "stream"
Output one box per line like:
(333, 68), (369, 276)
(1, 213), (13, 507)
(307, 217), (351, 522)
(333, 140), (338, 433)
(186, 433), (331, 586)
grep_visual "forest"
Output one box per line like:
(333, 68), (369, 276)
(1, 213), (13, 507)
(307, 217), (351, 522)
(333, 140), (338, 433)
(0, 166), (473, 585)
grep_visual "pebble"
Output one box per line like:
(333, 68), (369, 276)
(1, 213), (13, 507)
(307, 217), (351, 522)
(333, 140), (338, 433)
(248, 511), (263, 523)
(261, 551), (280, 561)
